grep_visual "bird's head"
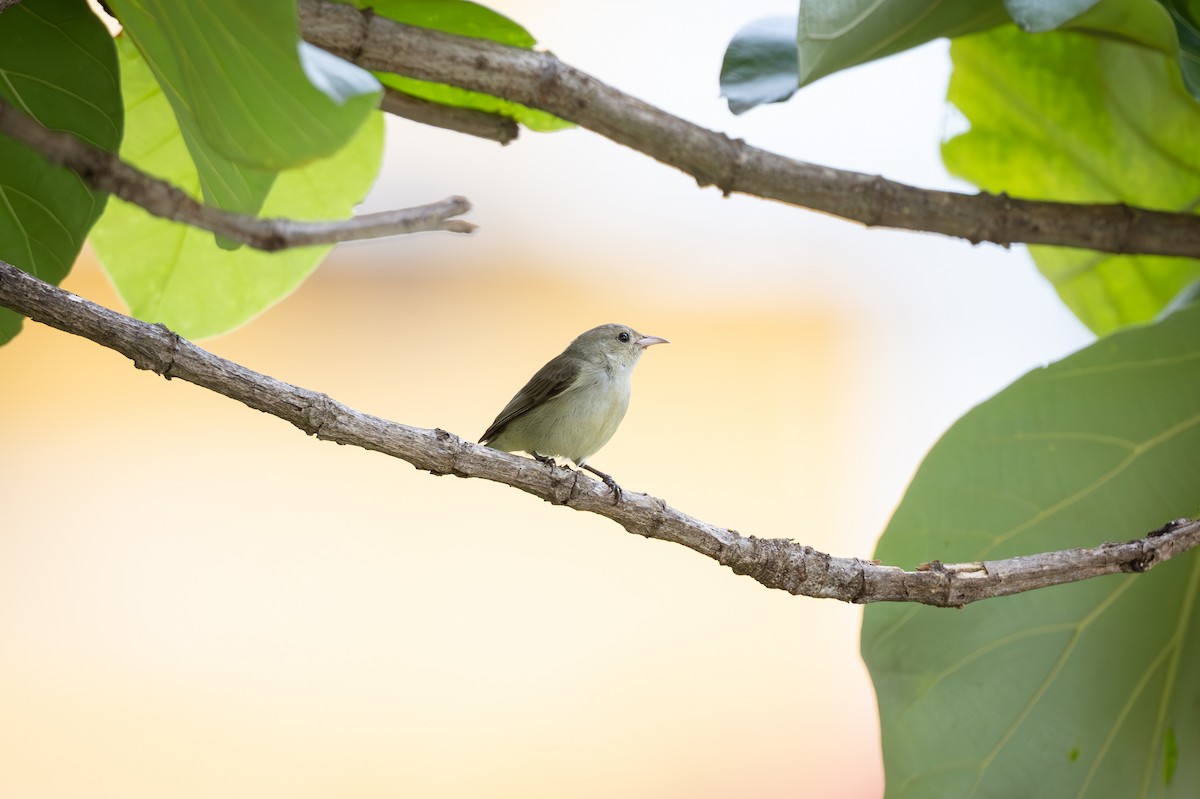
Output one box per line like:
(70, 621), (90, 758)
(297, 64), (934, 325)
(569, 323), (669, 369)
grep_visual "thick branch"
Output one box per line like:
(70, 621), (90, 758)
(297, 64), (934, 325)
(297, 0), (1200, 258)
(380, 87), (518, 144)
(2, 258), (1197, 606)
(0, 97), (475, 250)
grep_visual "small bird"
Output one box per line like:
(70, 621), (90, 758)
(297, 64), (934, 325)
(480, 323), (668, 499)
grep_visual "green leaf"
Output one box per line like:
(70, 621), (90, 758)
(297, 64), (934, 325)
(862, 303), (1200, 797)
(348, 0), (571, 132)
(943, 21), (1200, 335)
(343, 0), (536, 46)
(719, 17), (800, 115)
(90, 38), (384, 340)
(1164, 726), (1178, 785)
(1054, 0), (1200, 94)
(107, 0), (381, 217)
(795, 0), (1009, 87)
(0, 0), (122, 345)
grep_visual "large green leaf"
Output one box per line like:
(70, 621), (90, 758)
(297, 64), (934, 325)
(107, 0), (380, 218)
(1061, 0), (1200, 92)
(0, 0), (122, 345)
(89, 38), (383, 340)
(862, 301), (1200, 798)
(795, 0), (1009, 87)
(716, 0), (1008, 113)
(943, 20), (1200, 335)
(345, 0), (571, 132)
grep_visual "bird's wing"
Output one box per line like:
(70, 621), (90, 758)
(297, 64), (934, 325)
(480, 355), (583, 443)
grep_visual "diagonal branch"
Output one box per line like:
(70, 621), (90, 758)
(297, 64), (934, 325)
(0, 97), (475, 250)
(2, 257), (1197, 607)
(297, 0), (1200, 259)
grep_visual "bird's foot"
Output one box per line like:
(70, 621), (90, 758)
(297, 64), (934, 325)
(532, 452), (556, 466)
(581, 463), (622, 504)
(601, 474), (623, 504)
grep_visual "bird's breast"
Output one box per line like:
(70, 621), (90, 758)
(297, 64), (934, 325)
(548, 364), (631, 463)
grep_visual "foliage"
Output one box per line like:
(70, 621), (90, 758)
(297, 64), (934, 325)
(721, 0), (1200, 333)
(945, 17), (1200, 335)
(722, 0), (1200, 108)
(862, 299), (1200, 797)
(2, 0), (1200, 795)
(344, 0), (572, 131)
(717, 0), (1200, 795)
(0, 0), (121, 345)
(0, 0), (563, 343)
(108, 0), (381, 225)
(89, 37), (383, 339)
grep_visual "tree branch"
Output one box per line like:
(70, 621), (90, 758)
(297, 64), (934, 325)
(2, 257), (1196, 606)
(297, 0), (1200, 259)
(380, 86), (518, 144)
(0, 97), (475, 250)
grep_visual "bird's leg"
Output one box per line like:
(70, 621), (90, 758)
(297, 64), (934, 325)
(531, 452), (556, 466)
(580, 463), (622, 504)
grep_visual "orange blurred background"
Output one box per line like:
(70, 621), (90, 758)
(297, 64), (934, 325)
(0, 2), (1094, 796)
(3, 255), (889, 798)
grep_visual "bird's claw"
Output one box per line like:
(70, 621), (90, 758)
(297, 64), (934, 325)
(602, 474), (623, 504)
(578, 463), (623, 504)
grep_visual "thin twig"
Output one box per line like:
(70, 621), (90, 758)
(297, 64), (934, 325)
(380, 86), (518, 144)
(0, 97), (475, 250)
(297, 0), (1200, 258)
(1, 258), (1196, 607)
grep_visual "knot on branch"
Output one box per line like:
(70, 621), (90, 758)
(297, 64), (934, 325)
(646, 497), (669, 540)
(1123, 535), (1164, 573)
(975, 190), (1015, 248)
(1121, 518), (1193, 572)
(545, 464), (582, 506)
(428, 428), (469, 478)
(131, 322), (182, 378)
(1116, 202), (1141, 256)
(713, 135), (747, 198)
(299, 392), (340, 438)
(719, 537), (818, 594)
(256, 226), (290, 252)
(862, 175), (893, 228)
(1124, 547), (1155, 573)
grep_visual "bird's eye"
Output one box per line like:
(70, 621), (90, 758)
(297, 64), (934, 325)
(617, 331), (631, 343)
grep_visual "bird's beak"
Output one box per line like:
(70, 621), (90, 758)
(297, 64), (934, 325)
(636, 335), (669, 349)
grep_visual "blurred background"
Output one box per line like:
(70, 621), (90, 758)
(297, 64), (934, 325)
(0, 1), (1093, 796)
